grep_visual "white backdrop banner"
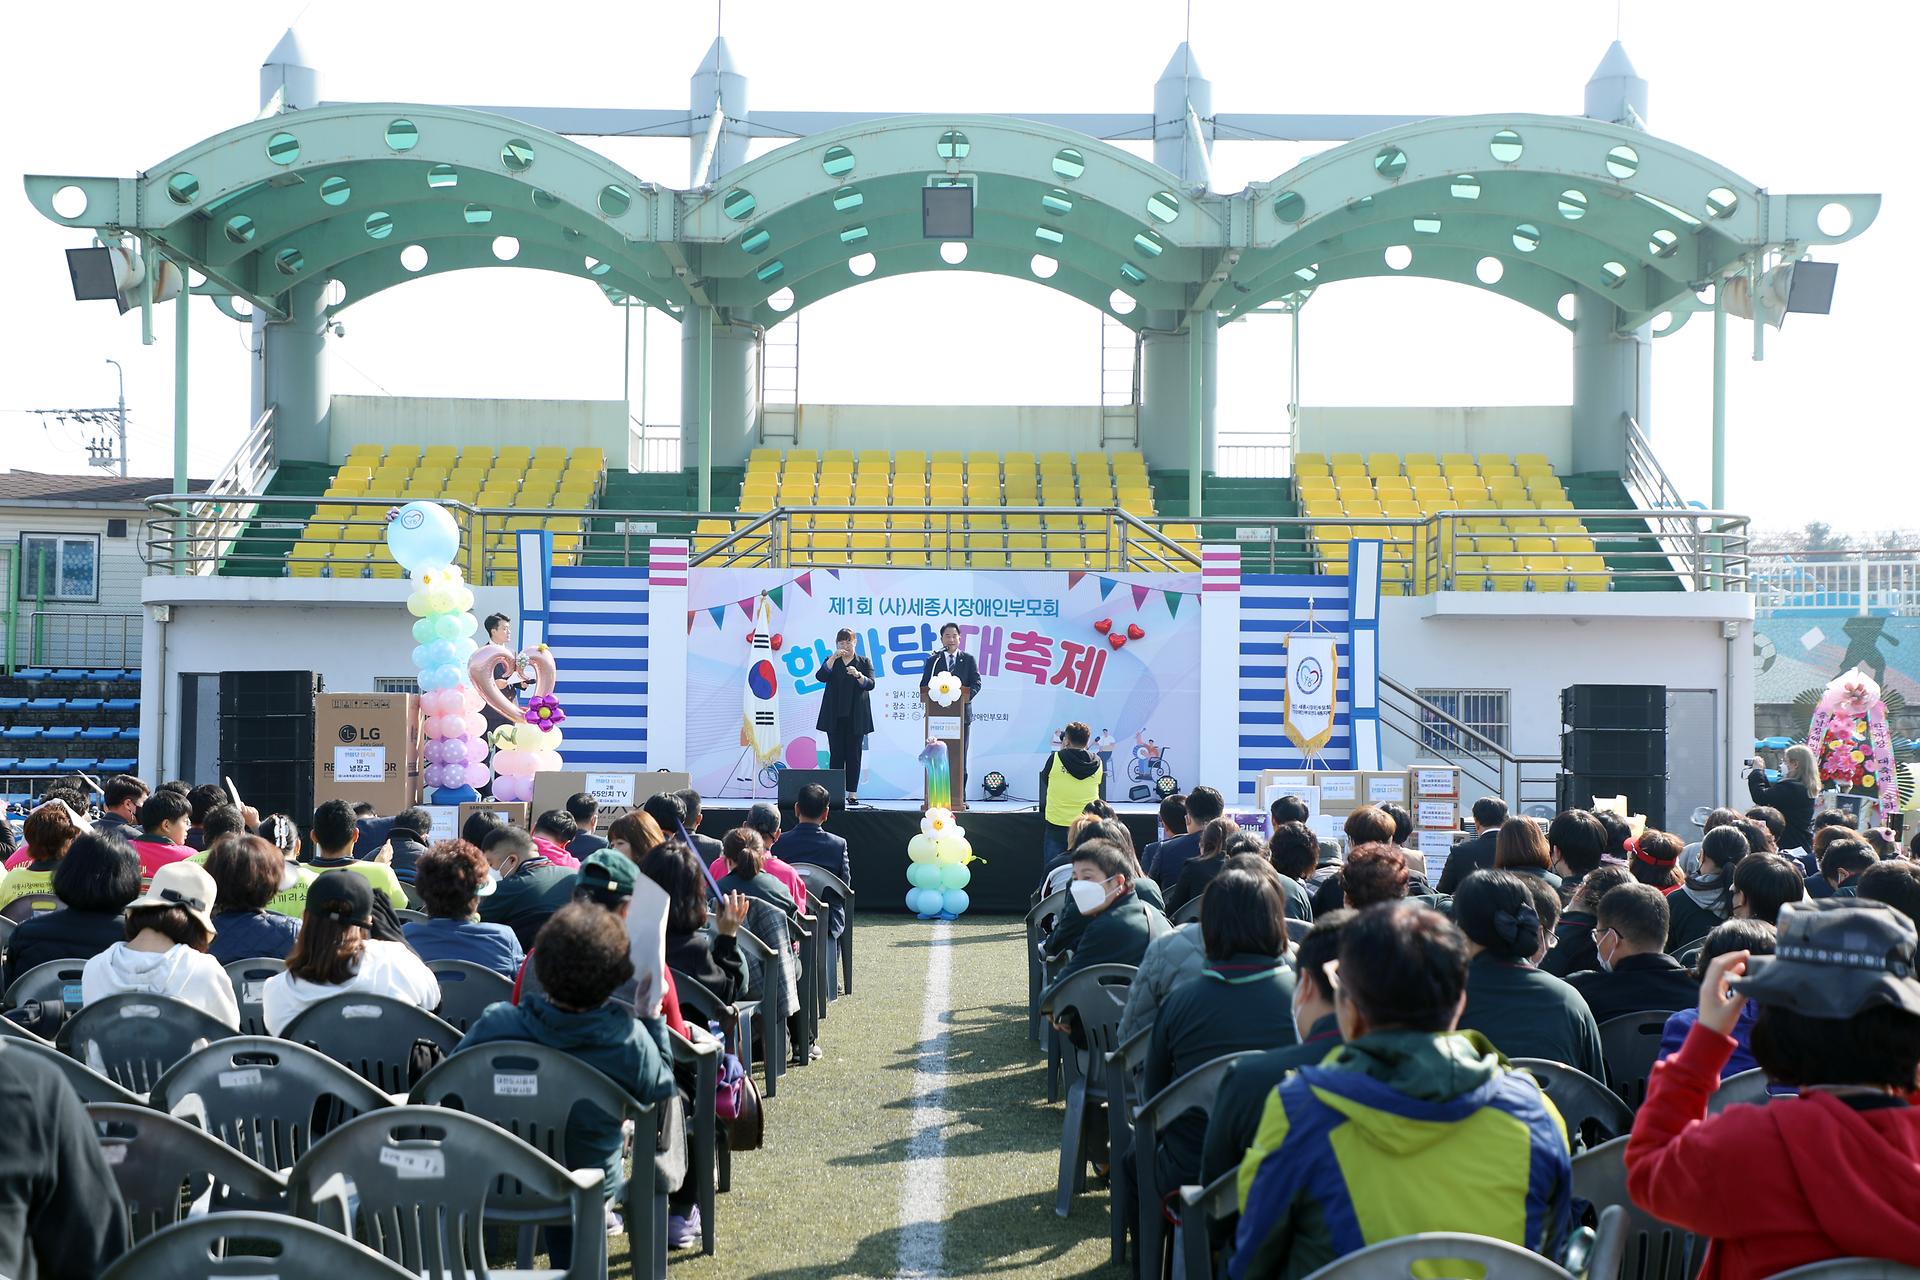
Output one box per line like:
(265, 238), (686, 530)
(684, 567), (1202, 802)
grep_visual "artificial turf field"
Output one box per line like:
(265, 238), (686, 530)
(612, 914), (1118, 1278)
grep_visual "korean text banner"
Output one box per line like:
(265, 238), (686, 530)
(684, 568), (1202, 802)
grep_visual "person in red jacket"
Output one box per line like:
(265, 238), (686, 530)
(1627, 899), (1920, 1280)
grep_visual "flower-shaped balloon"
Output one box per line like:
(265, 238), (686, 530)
(527, 694), (567, 730)
(927, 671), (963, 707)
(921, 806), (955, 838)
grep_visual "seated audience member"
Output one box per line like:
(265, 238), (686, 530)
(1455, 870), (1606, 1079)
(1436, 796), (1509, 895)
(460, 810), (505, 853)
(1734, 851), (1811, 926)
(1682, 807), (1742, 876)
(716, 827), (799, 916)
(125, 789), (196, 879)
(383, 808), (432, 883)
(1859, 859), (1920, 921)
(565, 792), (609, 859)
(255, 814), (316, 916)
(403, 839), (525, 979)
(1083, 798), (1117, 821)
(1334, 841), (1412, 912)
(1866, 825), (1900, 859)
(0, 802), (79, 911)
(640, 837), (752, 1002)
(1591, 809), (1633, 863)
(1268, 793), (1310, 830)
(1543, 864), (1633, 978)
(1746, 802), (1797, 857)
(1628, 901), (1920, 1277)
(262, 871), (440, 1035)
(1145, 860), (1299, 1200)
(1819, 837), (1877, 899)
(96, 772), (147, 833)
(1549, 810), (1609, 899)
(1629, 829), (1686, 892)
(606, 810), (668, 861)
(1268, 821), (1321, 924)
(304, 800), (408, 908)
(197, 804), (250, 849)
(1141, 793), (1190, 882)
(1232, 902), (1572, 1278)
(1115, 899), (1207, 1044)
(1668, 825), (1749, 950)
(0, 1037), (131, 1280)
(1048, 817), (1166, 911)
(1046, 838), (1156, 987)
(1567, 883), (1697, 1022)
(1495, 817), (1564, 894)
(204, 834), (302, 963)
(530, 809), (583, 869)
(1201, 909), (1356, 1187)
(1656, 918), (1777, 1080)
(1379, 803), (1419, 876)
(458, 903), (679, 1260)
(708, 802), (809, 911)
(477, 826), (577, 950)
(1521, 875), (1563, 967)
(183, 783), (226, 851)
(80, 861), (240, 1027)
(1148, 785), (1224, 887)
(661, 790), (718, 864)
(773, 782), (854, 938)
(1166, 817), (1240, 914)
(1312, 808), (1428, 914)
(2, 833), (142, 985)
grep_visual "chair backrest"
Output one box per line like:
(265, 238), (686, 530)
(224, 957), (287, 1037)
(1170, 896), (1205, 926)
(55, 992), (237, 1092)
(795, 863), (853, 905)
(2, 957), (87, 1010)
(1763, 1261), (1920, 1279)
(1511, 1057), (1638, 1149)
(1599, 1009), (1678, 1109)
(1027, 888), (1070, 947)
(1298, 1230), (1577, 1277)
(1706, 1067), (1773, 1113)
(1041, 963), (1136, 1058)
(149, 1035), (395, 1170)
(1573, 1135), (1709, 1280)
(86, 1102), (287, 1244)
(101, 1211), (417, 1280)
(423, 958), (513, 1032)
(279, 993), (462, 1093)
(287, 1105), (603, 1277)
(0, 1033), (144, 1104)
(0, 892), (59, 924)
(671, 968), (735, 1031)
(0, 913), (15, 956)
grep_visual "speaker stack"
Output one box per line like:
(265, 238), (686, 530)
(1557, 684), (1667, 828)
(218, 671), (321, 825)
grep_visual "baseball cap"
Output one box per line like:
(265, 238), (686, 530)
(1732, 899), (1920, 1020)
(306, 869), (376, 927)
(576, 850), (637, 906)
(127, 861), (218, 937)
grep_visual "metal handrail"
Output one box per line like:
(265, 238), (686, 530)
(1379, 675), (1561, 809)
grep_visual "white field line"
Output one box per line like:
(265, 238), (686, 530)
(893, 919), (955, 1279)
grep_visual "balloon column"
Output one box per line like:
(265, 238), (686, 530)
(469, 643), (564, 803)
(907, 739), (974, 918)
(387, 502), (491, 805)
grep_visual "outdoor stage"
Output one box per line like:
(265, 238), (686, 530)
(703, 800), (1162, 914)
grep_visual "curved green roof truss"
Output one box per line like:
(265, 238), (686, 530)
(24, 105), (1878, 337)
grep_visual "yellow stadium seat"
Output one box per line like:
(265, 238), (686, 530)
(419, 446), (457, 468)
(380, 445), (419, 468)
(1366, 453), (1401, 476)
(1404, 453), (1437, 467)
(822, 448), (855, 466)
(287, 542), (326, 578)
(1293, 452), (1327, 471)
(1331, 461), (1367, 479)
(1514, 452), (1550, 469)
(329, 544), (371, 577)
(894, 449), (925, 474)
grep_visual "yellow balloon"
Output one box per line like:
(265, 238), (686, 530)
(908, 835), (938, 864)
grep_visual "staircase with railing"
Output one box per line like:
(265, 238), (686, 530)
(1378, 675), (1561, 815)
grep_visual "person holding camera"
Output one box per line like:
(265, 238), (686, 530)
(1745, 743), (1819, 855)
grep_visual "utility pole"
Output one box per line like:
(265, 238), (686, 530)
(28, 361), (128, 476)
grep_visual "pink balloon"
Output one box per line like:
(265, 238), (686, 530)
(467, 643), (558, 726)
(493, 775), (533, 802)
(464, 734), (488, 759)
(460, 683), (485, 712)
(535, 750), (563, 772)
(462, 712), (488, 739)
(422, 689), (461, 717)
(496, 752), (537, 778)
(463, 761), (492, 788)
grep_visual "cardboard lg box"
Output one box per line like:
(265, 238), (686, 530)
(529, 770), (693, 827)
(314, 693), (421, 815)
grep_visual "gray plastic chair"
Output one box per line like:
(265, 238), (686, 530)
(1134, 1050), (1256, 1280)
(287, 1104), (605, 1279)
(0, 892), (58, 924)
(279, 993), (462, 1093)
(0, 913), (16, 964)
(1512, 1057), (1638, 1149)
(411, 1039), (667, 1279)
(669, 1025), (721, 1254)
(1039, 962), (1136, 1217)
(55, 992), (236, 1093)
(86, 1102), (287, 1244)
(1105, 1020), (1155, 1260)
(223, 957), (287, 1037)
(1600, 1009), (1680, 1109)
(1170, 895), (1205, 926)
(672, 967), (765, 1098)
(1, 957), (87, 1010)
(149, 1034), (395, 1170)
(425, 958), (514, 1033)
(1573, 1134), (1709, 1280)
(0, 1034), (144, 1104)
(733, 925), (792, 1085)
(100, 1211), (417, 1279)
(1026, 888), (1069, 1040)
(1178, 1167), (1239, 1280)
(1707, 1067), (1774, 1113)
(1297, 1230), (1579, 1277)
(1765, 1262), (1920, 1278)
(795, 862), (855, 996)
(395, 907), (429, 924)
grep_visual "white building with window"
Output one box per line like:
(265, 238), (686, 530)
(0, 471), (207, 670)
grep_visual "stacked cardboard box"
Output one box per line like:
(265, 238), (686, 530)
(313, 694), (421, 815)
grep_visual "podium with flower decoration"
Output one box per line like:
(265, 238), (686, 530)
(921, 669), (971, 811)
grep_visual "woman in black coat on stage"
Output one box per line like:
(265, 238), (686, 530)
(815, 627), (876, 805)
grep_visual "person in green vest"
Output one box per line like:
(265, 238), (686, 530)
(1040, 721), (1104, 872)
(0, 802), (81, 913)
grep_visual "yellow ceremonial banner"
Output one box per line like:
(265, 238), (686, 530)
(1283, 631), (1340, 758)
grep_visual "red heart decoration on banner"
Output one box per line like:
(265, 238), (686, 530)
(770, 633), (784, 652)
(1093, 618), (1113, 634)
(1126, 623), (1145, 640)
(1108, 633), (1128, 649)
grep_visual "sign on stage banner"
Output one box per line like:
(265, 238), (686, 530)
(683, 567), (1202, 803)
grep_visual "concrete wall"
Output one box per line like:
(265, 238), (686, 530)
(0, 505), (150, 667)
(793, 404), (1104, 452)
(1299, 406), (1576, 473)
(328, 396), (629, 465)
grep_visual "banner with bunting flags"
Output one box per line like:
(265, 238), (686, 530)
(681, 566), (1203, 802)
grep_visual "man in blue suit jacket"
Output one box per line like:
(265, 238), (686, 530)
(1147, 785), (1224, 887)
(773, 783), (853, 938)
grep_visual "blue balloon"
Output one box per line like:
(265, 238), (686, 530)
(906, 863), (938, 890)
(905, 888), (926, 914)
(431, 662), (466, 690)
(386, 501), (461, 573)
(425, 639), (459, 667)
(429, 784), (479, 805)
(942, 888), (971, 916)
(907, 887), (942, 916)
(412, 617), (438, 644)
(410, 643), (436, 671)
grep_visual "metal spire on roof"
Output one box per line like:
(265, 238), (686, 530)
(1154, 42), (1214, 193)
(1585, 40), (1648, 130)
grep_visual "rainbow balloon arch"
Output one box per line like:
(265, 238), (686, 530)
(906, 739), (976, 919)
(385, 501), (565, 805)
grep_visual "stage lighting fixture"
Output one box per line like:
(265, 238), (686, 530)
(981, 770), (1008, 799)
(1154, 775), (1181, 798)
(922, 185), (974, 240)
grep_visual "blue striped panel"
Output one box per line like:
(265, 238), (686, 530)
(1237, 574), (1356, 794)
(547, 566), (652, 769)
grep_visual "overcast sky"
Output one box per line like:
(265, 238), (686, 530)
(1, 0), (1907, 533)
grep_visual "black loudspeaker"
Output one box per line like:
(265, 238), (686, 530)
(1558, 772), (1667, 830)
(1562, 684), (1665, 731)
(778, 767), (846, 811)
(219, 671), (318, 825)
(1561, 730), (1666, 776)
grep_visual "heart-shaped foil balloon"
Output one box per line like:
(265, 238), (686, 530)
(1127, 623), (1145, 640)
(468, 643), (558, 725)
(1108, 633), (1127, 649)
(1093, 618), (1113, 634)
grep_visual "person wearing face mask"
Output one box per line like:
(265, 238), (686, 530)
(1566, 883), (1696, 1023)
(402, 839), (522, 979)
(1044, 839), (1155, 993)
(815, 627), (877, 805)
